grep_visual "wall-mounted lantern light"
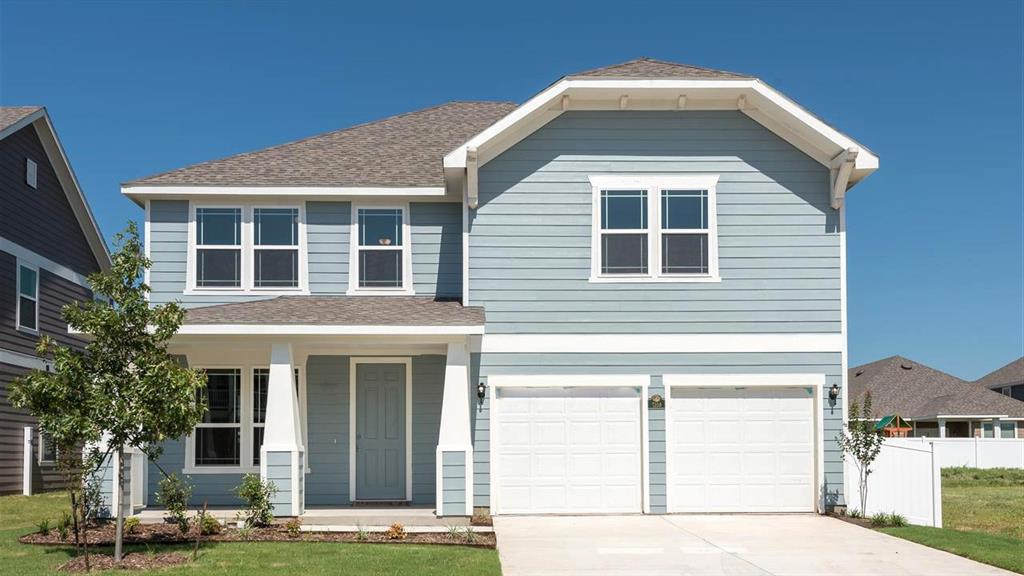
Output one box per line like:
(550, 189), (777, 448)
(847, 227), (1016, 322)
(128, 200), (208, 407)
(477, 382), (487, 400)
(829, 383), (840, 402)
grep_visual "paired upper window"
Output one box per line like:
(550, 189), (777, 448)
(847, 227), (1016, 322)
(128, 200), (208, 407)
(590, 175), (719, 282)
(16, 263), (39, 332)
(349, 206), (412, 294)
(192, 206), (304, 292)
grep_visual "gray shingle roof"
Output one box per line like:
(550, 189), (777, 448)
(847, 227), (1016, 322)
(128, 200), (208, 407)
(848, 355), (1024, 419)
(974, 357), (1024, 389)
(0, 106), (42, 133)
(183, 296), (485, 326)
(126, 101), (517, 187)
(568, 57), (750, 80)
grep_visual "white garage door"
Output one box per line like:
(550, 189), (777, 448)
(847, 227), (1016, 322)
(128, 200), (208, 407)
(495, 387), (642, 514)
(668, 387), (814, 513)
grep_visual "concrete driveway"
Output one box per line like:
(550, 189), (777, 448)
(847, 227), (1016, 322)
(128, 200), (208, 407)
(494, 514), (1015, 576)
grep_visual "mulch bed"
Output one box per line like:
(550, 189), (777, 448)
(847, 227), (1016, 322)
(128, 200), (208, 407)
(22, 522), (496, 549)
(828, 512), (874, 529)
(57, 552), (189, 573)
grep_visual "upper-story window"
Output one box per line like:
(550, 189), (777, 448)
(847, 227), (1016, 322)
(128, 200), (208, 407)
(348, 205), (412, 294)
(589, 175), (720, 283)
(189, 204), (306, 293)
(16, 262), (39, 332)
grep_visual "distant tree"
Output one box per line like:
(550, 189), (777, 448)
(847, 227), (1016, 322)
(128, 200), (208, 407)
(838, 391), (885, 515)
(12, 222), (207, 564)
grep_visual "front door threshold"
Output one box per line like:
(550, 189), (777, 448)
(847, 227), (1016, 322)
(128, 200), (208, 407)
(352, 500), (410, 507)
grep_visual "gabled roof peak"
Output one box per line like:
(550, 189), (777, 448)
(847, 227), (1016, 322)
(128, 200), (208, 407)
(568, 57), (751, 80)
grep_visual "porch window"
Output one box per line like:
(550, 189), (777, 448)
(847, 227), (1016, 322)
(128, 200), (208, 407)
(195, 208), (241, 288)
(253, 208), (299, 288)
(16, 263), (38, 332)
(195, 369), (241, 466)
(252, 368), (300, 466)
(354, 207), (408, 290)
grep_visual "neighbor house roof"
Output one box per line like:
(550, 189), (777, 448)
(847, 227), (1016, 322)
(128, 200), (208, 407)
(848, 355), (1024, 420)
(124, 101), (517, 188)
(974, 357), (1024, 389)
(568, 57), (750, 79)
(182, 296), (485, 329)
(0, 106), (111, 270)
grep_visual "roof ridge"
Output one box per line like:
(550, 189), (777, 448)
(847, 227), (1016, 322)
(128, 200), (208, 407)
(123, 100), (517, 186)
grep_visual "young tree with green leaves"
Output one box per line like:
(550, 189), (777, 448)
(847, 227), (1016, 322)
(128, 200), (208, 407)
(11, 222), (207, 563)
(837, 391), (885, 516)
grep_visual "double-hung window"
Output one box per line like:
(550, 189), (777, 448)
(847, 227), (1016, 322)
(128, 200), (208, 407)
(254, 208), (299, 288)
(16, 263), (39, 332)
(590, 175), (719, 282)
(38, 430), (57, 463)
(194, 369), (242, 466)
(195, 208), (242, 288)
(349, 206), (411, 293)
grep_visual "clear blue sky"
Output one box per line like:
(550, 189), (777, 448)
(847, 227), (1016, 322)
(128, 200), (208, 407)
(1, 1), (1021, 379)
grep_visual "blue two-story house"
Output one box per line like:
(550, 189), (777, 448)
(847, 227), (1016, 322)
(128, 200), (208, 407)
(120, 58), (878, 518)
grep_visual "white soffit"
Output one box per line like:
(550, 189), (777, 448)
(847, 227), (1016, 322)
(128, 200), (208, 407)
(444, 78), (879, 185)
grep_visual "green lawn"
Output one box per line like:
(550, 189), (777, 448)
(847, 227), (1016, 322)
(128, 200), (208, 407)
(879, 467), (1024, 574)
(0, 493), (502, 575)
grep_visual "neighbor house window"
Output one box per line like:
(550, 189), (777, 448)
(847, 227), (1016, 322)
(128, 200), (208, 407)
(589, 175), (719, 282)
(16, 263), (39, 332)
(194, 369), (241, 466)
(38, 431), (57, 463)
(350, 206), (410, 292)
(195, 208), (241, 288)
(253, 208), (299, 288)
(252, 368), (300, 466)
(999, 421), (1016, 439)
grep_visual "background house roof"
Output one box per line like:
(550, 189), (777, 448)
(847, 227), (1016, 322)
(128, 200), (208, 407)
(0, 106), (43, 134)
(568, 57), (750, 79)
(974, 357), (1024, 389)
(848, 355), (1024, 419)
(125, 101), (516, 188)
(183, 296), (485, 327)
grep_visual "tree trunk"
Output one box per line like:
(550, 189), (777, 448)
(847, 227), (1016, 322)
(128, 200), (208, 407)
(114, 448), (124, 563)
(69, 488), (80, 548)
(859, 468), (869, 515)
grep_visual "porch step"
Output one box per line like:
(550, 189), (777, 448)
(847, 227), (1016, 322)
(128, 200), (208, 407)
(351, 500), (410, 507)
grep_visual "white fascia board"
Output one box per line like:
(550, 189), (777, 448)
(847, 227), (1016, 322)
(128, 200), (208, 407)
(0, 108), (45, 141)
(123, 185), (446, 203)
(480, 333), (842, 354)
(488, 374), (650, 388)
(175, 324), (486, 336)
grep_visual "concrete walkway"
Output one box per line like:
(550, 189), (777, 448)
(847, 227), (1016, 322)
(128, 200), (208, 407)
(494, 514), (1016, 576)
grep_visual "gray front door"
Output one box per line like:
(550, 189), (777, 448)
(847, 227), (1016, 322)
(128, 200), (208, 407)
(355, 363), (406, 500)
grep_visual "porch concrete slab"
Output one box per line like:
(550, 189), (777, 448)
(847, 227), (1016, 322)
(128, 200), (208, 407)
(495, 514), (1016, 576)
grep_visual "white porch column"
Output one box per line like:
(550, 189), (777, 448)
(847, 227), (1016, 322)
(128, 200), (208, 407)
(261, 342), (305, 516)
(938, 419), (947, 438)
(22, 427), (33, 495)
(436, 342), (474, 517)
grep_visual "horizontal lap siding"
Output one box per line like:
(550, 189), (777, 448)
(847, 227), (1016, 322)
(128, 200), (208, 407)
(0, 363), (32, 494)
(0, 251), (91, 356)
(471, 110), (838, 334)
(472, 352), (846, 507)
(410, 203), (462, 299)
(307, 202), (350, 294)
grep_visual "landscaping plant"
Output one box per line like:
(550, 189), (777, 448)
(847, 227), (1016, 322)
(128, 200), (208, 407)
(284, 518), (302, 539)
(155, 473), (193, 533)
(234, 474), (277, 527)
(837, 391), (885, 517)
(37, 519), (51, 536)
(387, 522), (407, 540)
(10, 223), (208, 563)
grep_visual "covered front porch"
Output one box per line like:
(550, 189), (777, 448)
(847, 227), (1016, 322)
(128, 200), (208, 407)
(138, 296), (485, 519)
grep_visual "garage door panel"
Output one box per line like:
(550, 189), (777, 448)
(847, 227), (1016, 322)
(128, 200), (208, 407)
(496, 386), (643, 515)
(668, 386), (814, 513)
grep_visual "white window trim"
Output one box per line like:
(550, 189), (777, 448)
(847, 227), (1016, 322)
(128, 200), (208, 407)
(347, 203), (414, 295)
(38, 430), (57, 464)
(182, 364), (307, 475)
(588, 174), (720, 283)
(15, 261), (39, 334)
(185, 202), (309, 295)
(25, 158), (37, 188)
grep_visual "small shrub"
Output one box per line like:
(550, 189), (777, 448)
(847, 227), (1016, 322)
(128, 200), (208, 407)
(198, 514), (221, 535)
(284, 518), (302, 539)
(58, 524), (69, 541)
(82, 477), (104, 523)
(37, 519), (51, 536)
(847, 508), (863, 519)
(888, 512), (908, 527)
(471, 510), (493, 526)
(124, 516), (141, 534)
(386, 522), (406, 540)
(234, 474), (277, 528)
(156, 474), (193, 529)
(463, 526), (477, 544)
(58, 511), (72, 532)
(355, 524), (368, 542)
(869, 513), (889, 527)
(237, 525), (253, 541)
(446, 525), (461, 540)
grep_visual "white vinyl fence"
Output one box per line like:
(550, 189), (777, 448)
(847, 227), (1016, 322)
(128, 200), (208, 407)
(900, 438), (1024, 469)
(845, 439), (942, 527)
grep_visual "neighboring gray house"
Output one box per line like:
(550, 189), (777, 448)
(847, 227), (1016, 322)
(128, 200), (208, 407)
(975, 357), (1024, 402)
(0, 106), (110, 494)
(118, 58), (880, 517)
(849, 356), (1024, 438)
